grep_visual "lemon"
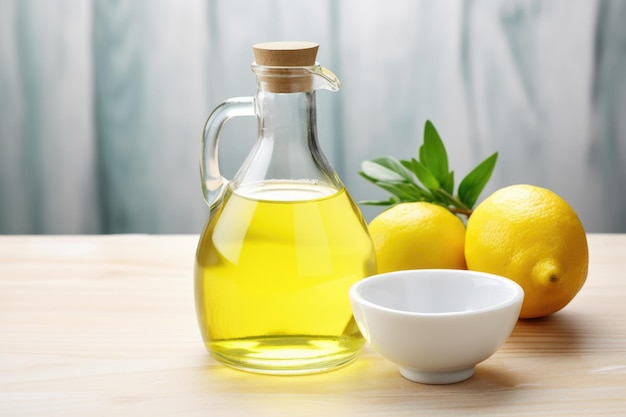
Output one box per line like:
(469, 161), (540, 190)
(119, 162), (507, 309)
(465, 184), (588, 319)
(368, 202), (467, 273)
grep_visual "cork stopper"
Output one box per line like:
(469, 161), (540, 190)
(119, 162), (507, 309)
(252, 41), (320, 93)
(252, 41), (319, 66)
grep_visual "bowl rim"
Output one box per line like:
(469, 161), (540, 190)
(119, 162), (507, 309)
(349, 269), (524, 318)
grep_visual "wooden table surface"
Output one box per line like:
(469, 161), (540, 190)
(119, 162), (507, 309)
(1, 234), (625, 416)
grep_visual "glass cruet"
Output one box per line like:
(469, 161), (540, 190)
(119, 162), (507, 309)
(194, 41), (376, 375)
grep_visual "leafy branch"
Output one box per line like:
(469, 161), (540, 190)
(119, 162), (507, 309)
(359, 120), (498, 219)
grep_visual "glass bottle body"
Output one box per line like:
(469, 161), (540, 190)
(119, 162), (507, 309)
(195, 181), (374, 373)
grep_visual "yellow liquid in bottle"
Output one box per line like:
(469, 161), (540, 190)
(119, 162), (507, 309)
(195, 181), (376, 374)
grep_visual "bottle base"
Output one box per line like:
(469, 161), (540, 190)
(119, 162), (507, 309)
(208, 335), (364, 375)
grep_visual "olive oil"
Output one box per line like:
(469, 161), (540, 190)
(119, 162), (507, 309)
(195, 181), (376, 374)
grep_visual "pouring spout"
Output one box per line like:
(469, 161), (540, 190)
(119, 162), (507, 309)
(310, 66), (341, 92)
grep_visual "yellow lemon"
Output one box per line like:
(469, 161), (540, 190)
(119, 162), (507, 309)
(368, 202), (467, 273)
(465, 184), (588, 319)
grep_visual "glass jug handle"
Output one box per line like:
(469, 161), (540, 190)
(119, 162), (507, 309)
(200, 97), (255, 207)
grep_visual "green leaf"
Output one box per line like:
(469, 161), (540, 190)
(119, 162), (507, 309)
(376, 182), (412, 201)
(373, 181), (419, 201)
(399, 159), (415, 175)
(362, 157), (413, 182)
(359, 160), (405, 183)
(442, 171), (455, 195)
(432, 188), (466, 209)
(359, 197), (398, 206)
(458, 152), (498, 208)
(419, 120), (449, 183)
(411, 160), (440, 191)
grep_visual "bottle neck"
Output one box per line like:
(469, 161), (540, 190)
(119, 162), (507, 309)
(231, 87), (342, 191)
(256, 90), (314, 146)
(255, 88), (332, 180)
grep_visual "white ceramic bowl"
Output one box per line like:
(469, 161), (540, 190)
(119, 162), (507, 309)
(349, 269), (524, 384)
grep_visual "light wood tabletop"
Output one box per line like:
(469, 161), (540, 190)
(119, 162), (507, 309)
(1, 234), (625, 416)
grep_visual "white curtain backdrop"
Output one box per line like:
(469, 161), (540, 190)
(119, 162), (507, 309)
(1, 0), (625, 233)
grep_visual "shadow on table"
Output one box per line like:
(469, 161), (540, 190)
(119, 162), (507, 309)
(507, 312), (587, 354)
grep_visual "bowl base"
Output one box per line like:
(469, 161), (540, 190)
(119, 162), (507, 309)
(399, 366), (475, 384)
